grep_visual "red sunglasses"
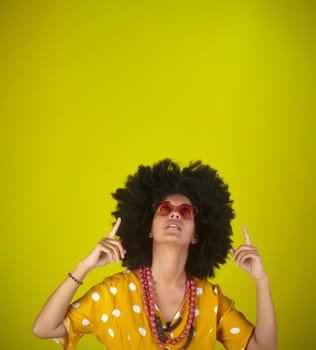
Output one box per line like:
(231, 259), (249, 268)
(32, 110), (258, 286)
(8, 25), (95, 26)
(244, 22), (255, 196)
(153, 201), (198, 219)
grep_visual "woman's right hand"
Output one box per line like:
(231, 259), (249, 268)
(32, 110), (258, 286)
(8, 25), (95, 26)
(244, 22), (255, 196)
(80, 217), (126, 270)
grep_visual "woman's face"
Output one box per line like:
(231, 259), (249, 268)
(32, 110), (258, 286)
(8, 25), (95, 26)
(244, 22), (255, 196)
(150, 194), (197, 247)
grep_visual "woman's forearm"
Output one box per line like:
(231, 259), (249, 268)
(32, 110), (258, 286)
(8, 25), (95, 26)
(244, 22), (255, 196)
(248, 277), (277, 350)
(32, 262), (91, 339)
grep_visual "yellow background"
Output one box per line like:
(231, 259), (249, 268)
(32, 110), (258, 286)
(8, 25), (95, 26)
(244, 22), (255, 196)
(0, 1), (315, 349)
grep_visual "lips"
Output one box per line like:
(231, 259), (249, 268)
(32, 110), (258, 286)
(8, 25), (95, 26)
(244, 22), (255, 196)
(165, 221), (182, 230)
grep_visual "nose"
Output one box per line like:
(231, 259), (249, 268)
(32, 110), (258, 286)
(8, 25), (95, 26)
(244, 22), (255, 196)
(169, 209), (181, 220)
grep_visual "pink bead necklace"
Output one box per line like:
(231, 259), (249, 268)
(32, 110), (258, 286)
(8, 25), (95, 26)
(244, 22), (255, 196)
(139, 266), (197, 349)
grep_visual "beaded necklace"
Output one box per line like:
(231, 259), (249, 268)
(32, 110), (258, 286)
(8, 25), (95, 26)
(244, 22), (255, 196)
(139, 266), (197, 349)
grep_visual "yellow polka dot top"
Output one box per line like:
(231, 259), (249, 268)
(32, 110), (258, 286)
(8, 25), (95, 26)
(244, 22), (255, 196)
(57, 270), (254, 350)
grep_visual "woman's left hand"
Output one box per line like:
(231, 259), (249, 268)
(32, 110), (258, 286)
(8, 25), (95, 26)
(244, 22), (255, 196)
(230, 225), (268, 281)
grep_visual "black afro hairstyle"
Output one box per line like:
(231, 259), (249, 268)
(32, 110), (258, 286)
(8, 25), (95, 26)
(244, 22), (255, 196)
(111, 159), (235, 279)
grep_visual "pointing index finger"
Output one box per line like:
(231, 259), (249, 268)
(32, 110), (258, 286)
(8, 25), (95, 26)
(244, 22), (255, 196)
(108, 217), (122, 239)
(242, 224), (252, 246)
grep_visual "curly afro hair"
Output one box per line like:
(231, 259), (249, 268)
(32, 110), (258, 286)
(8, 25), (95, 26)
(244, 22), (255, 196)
(111, 159), (235, 279)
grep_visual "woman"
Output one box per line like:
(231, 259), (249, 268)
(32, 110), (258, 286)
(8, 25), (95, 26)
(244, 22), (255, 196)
(33, 159), (277, 349)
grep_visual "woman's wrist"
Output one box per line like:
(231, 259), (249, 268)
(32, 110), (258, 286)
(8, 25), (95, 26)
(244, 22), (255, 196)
(70, 262), (93, 282)
(254, 274), (270, 287)
(68, 272), (83, 285)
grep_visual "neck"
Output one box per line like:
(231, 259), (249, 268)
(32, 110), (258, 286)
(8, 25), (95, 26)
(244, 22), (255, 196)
(151, 244), (188, 287)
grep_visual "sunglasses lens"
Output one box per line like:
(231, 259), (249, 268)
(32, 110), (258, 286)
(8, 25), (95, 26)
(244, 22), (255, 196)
(178, 204), (194, 219)
(156, 202), (173, 215)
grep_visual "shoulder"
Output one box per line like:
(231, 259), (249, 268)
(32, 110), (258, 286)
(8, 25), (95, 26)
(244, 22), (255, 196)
(102, 269), (137, 283)
(75, 270), (138, 303)
(195, 278), (222, 297)
(195, 279), (234, 308)
(96, 270), (139, 293)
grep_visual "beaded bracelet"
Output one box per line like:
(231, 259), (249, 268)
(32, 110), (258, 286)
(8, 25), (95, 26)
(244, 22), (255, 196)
(68, 272), (83, 285)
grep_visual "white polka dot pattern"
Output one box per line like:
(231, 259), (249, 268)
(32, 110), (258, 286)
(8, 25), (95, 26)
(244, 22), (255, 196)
(82, 319), (89, 326)
(108, 328), (115, 338)
(138, 327), (146, 336)
(92, 292), (100, 301)
(196, 287), (203, 295)
(230, 327), (241, 334)
(101, 313), (108, 323)
(109, 287), (117, 295)
(129, 282), (136, 291)
(133, 305), (141, 313)
(112, 309), (121, 317)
